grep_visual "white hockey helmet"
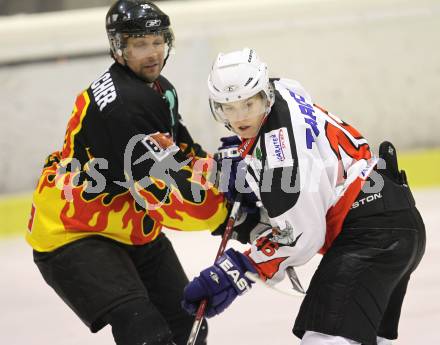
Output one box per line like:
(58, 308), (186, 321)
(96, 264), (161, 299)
(208, 48), (274, 127)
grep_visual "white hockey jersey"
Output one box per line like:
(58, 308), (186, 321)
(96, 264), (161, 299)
(239, 78), (378, 285)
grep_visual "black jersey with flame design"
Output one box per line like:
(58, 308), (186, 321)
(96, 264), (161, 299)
(27, 63), (227, 252)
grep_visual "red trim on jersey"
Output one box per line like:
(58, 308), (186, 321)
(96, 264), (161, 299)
(256, 257), (288, 281)
(320, 177), (365, 254)
(325, 122), (371, 162)
(239, 137), (258, 157)
(238, 116), (269, 157)
(315, 103), (365, 140)
(244, 250), (288, 281)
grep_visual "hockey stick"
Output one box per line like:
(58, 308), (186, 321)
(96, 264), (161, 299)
(186, 197), (242, 345)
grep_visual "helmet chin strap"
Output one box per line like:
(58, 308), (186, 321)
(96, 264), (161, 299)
(249, 90), (274, 137)
(163, 45), (171, 68)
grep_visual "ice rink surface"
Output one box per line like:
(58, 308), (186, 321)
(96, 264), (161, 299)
(1, 188), (439, 345)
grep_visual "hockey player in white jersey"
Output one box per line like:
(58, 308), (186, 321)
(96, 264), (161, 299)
(182, 48), (426, 345)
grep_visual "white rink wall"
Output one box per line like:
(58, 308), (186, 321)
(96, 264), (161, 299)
(1, 0), (439, 193)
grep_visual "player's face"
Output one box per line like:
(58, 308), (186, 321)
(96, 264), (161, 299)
(119, 34), (166, 83)
(222, 94), (266, 138)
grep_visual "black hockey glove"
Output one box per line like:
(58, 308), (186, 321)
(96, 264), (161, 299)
(378, 141), (408, 185)
(212, 206), (271, 244)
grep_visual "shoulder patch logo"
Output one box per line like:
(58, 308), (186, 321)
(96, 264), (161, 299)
(141, 132), (179, 162)
(265, 127), (293, 169)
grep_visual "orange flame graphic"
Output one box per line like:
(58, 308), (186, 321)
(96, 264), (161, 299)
(36, 158), (225, 246)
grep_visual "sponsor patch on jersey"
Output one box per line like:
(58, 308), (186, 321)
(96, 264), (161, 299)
(265, 127), (293, 168)
(141, 132), (179, 161)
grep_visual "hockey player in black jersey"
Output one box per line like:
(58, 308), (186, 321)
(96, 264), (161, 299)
(182, 48), (426, 345)
(27, 1), (229, 345)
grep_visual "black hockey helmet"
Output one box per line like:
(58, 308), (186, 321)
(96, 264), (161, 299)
(105, 0), (174, 60)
